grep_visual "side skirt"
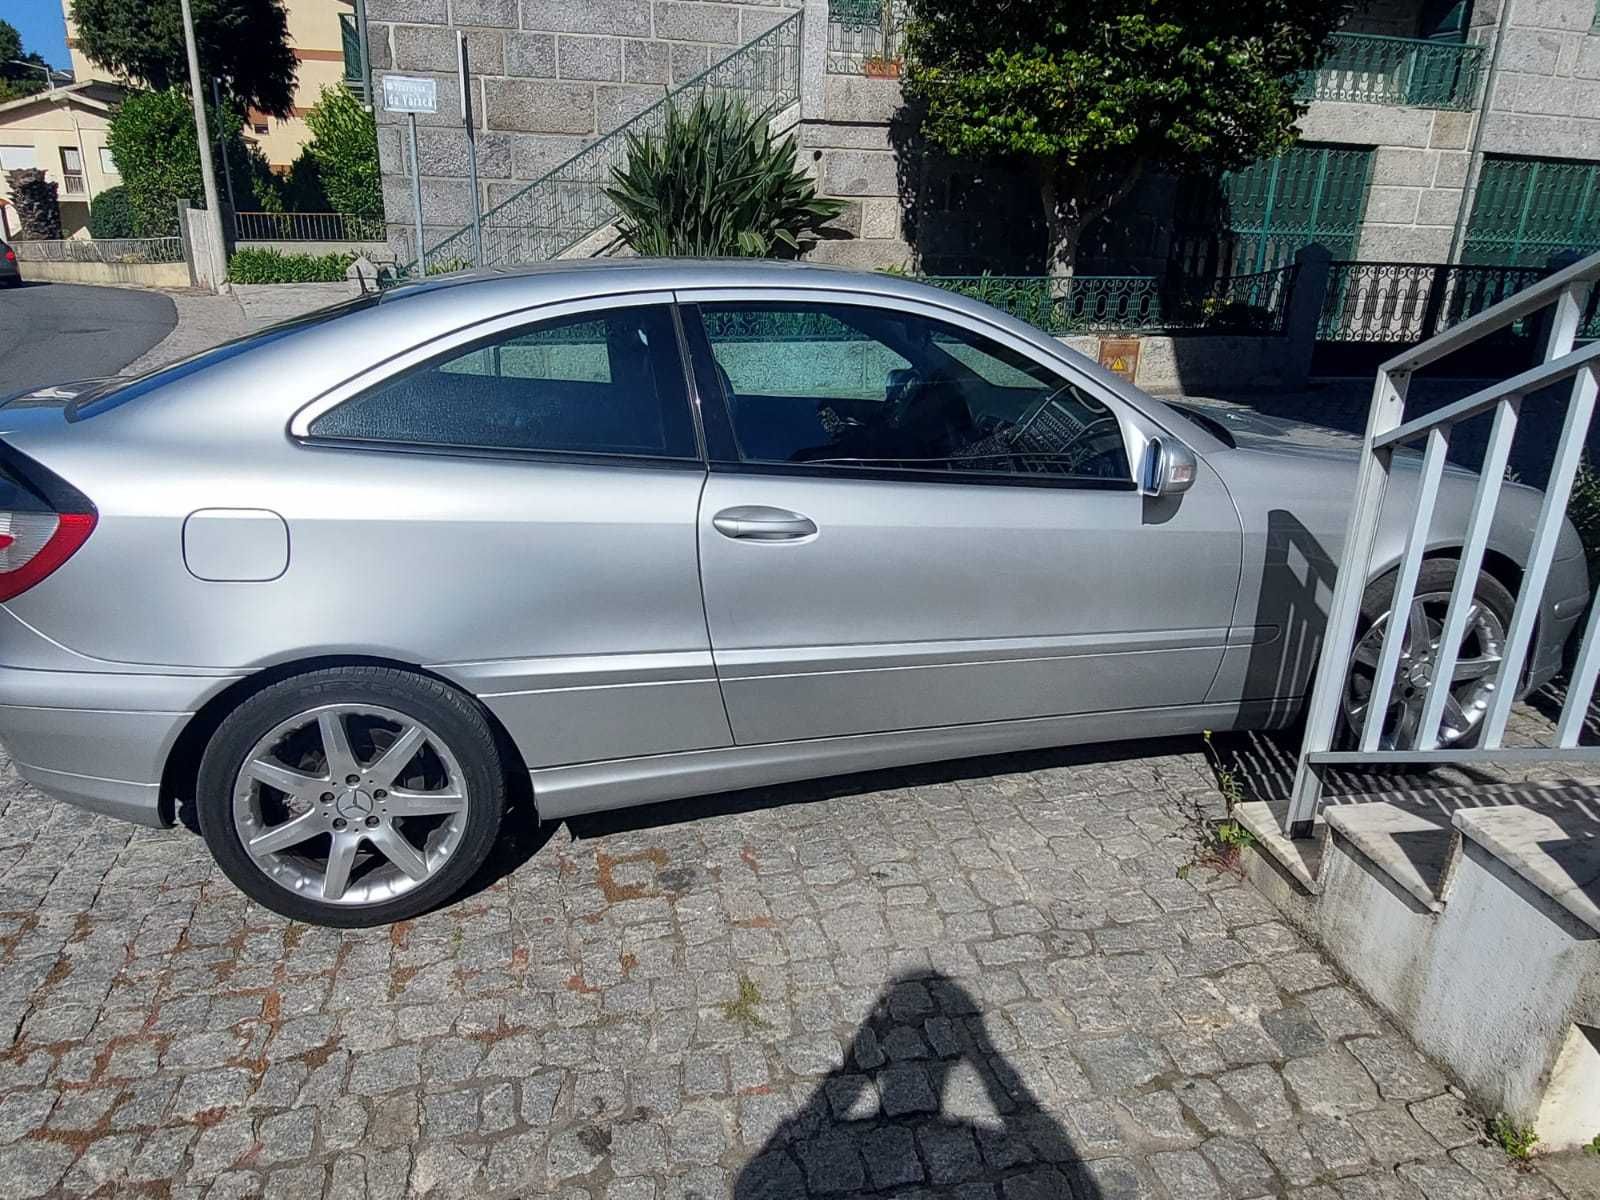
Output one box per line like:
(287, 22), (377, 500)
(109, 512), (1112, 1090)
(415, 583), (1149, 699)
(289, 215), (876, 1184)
(528, 698), (1291, 820)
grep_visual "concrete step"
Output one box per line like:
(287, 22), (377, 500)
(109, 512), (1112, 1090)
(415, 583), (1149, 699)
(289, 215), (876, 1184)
(1236, 791), (1600, 1152)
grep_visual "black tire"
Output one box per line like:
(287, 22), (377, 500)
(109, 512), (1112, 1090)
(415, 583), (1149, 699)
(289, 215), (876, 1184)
(197, 666), (506, 926)
(1340, 558), (1516, 749)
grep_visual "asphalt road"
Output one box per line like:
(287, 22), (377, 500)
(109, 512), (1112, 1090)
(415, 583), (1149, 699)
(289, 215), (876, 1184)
(0, 281), (177, 395)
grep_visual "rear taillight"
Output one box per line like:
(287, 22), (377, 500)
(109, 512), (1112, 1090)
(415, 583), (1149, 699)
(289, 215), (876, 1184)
(0, 445), (96, 602)
(0, 511), (95, 601)
(4, 250), (13, 263)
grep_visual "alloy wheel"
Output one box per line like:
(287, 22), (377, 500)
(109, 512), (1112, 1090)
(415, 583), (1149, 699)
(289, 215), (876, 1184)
(1342, 588), (1507, 750)
(231, 703), (471, 907)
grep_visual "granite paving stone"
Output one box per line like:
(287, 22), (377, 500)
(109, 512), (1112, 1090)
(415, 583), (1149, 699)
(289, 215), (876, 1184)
(0, 736), (1590, 1199)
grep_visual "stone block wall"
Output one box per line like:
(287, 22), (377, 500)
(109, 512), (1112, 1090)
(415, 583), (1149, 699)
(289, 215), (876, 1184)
(1479, 0), (1600, 159)
(365, 0), (801, 257)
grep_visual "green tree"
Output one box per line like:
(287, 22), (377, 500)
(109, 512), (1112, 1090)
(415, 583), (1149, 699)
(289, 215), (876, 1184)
(107, 87), (274, 235)
(70, 0), (298, 116)
(605, 92), (842, 257)
(88, 184), (137, 237)
(0, 20), (52, 100)
(902, 0), (1353, 279)
(303, 85), (379, 217)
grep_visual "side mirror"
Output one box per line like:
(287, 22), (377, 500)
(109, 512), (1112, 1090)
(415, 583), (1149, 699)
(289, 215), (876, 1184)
(1142, 436), (1197, 498)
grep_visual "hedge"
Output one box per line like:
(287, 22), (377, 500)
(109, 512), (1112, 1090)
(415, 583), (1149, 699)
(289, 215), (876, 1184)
(228, 248), (355, 284)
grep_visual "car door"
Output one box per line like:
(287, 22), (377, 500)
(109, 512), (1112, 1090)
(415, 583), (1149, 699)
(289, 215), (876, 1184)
(677, 289), (1245, 746)
(290, 294), (732, 769)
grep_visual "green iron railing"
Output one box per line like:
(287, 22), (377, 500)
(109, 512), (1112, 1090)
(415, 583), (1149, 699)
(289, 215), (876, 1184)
(826, 0), (907, 75)
(339, 13), (367, 100)
(1463, 157), (1600, 269)
(403, 11), (802, 274)
(920, 267), (1298, 336)
(1175, 145), (1374, 279)
(1298, 32), (1485, 110)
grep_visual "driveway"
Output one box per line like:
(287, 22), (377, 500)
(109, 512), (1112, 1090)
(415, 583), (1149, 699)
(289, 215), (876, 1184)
(0, 283), (177, 394)
(0, 735), (1590, 1200)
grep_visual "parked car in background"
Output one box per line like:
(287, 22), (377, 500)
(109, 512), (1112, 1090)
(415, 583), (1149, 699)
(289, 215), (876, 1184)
(0, 240), (20, 287)
(0, 261), (1586, 925)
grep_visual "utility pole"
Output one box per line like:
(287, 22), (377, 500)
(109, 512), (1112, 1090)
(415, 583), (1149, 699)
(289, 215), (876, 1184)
(178, 0), (228, 290)
(212, 80), (239, 217)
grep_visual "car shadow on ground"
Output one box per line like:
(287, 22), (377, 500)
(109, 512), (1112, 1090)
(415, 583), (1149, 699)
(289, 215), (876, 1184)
(730, 969), (1100, 1199)
(453, 733), (1207, 906)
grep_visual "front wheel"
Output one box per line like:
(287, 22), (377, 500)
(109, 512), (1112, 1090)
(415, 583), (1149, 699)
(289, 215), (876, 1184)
(197, 667), (506, 926)
(1340, 559), (1515, 751)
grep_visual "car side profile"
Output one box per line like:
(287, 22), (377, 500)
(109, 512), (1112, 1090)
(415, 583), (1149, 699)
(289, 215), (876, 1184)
(0, 260), (1587, 925)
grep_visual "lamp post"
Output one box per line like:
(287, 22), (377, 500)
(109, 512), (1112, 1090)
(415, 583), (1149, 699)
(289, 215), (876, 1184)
(177, 0), (228, 290)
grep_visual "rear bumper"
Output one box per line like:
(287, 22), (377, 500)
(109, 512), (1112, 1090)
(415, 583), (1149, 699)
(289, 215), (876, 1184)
(0, 666), (239, 828)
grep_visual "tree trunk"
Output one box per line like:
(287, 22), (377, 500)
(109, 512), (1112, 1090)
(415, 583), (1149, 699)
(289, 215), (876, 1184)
(1039, 165), (1079, 295)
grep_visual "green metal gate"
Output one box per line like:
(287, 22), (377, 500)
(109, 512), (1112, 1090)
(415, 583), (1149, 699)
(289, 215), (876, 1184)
(1462, 156), (1600, 267)
(1176, 145), (1375, 279)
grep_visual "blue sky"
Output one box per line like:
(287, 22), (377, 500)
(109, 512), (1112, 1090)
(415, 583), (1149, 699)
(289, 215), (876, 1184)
(8, 0), (72, 71)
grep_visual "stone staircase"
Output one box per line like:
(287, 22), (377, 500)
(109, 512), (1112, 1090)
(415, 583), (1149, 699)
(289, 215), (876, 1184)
(408, 11), (803, 274)
(1236, 782), (1600, 1151)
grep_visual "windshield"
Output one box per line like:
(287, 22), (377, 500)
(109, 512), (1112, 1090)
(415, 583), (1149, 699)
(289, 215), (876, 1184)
(66, 294), (382, 421)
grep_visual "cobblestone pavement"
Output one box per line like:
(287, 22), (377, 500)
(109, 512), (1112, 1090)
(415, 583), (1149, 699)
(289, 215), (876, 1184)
(0, 736), (1595, 1200)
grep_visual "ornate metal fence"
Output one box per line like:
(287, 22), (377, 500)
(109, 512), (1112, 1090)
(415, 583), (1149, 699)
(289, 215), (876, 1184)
(407, 12), (802, 274)
(826, 0), (907, 74)
(1298, 32), (1485, 110)
(10, 237), (184, 264)
(233, 211), (385, 242)
(920, 266), (1298, 336)
(1319, 260), (1600, 345)
(1463, 157), (1600, 268)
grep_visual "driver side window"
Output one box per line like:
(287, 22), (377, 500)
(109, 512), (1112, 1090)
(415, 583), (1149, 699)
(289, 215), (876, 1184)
(694, 301), (1132, 484)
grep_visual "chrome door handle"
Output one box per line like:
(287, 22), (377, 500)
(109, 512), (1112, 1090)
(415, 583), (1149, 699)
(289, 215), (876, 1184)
(712, 506), (818, 540)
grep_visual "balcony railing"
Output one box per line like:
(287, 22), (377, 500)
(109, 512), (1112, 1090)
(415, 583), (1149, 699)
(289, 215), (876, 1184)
(826, 0), (907, 75)
(1299, 32), (1485, 110)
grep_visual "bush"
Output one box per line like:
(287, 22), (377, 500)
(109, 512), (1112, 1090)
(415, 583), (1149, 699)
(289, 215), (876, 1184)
(304, 85), (379, 218)
(87, 184), (136, 238)
(227, 247), (355, 283)
(5, 169), (61, 239)
(108, 87), (259, 236)
(604, 91), (842, 257)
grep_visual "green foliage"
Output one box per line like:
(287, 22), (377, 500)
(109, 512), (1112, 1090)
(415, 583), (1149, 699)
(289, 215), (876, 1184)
(1567, 453), (1600, 588)
(719, 975), (770, 1030)
(107, 88), (205, 236)
(902, 0), (1354, 274)
(0, 20), (50, 99)
(88, 185), (137, 238)
(304, 85), (381, 218)
(1585, 1133), (1600, 1155)
(107, 88), (264, 235)
(605, 91), (843, 258)
(426, 257), (474, 276)
(70, 0), (297, 116)
(5, 170), (62, 240)
(280, 151), (330, 213)
(1487, 1114), (1538, 1162)
(227, 248), (355, 284)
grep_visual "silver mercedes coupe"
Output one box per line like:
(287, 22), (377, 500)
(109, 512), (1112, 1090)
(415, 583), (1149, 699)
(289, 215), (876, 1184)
(0, 261), (1586, 925)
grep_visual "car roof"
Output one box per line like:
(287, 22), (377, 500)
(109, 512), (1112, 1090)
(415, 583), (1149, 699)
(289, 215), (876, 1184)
(377, 257), (942, 311)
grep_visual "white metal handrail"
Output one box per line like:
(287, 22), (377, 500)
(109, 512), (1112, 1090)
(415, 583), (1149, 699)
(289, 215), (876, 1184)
(1287, 250), (1600, 836)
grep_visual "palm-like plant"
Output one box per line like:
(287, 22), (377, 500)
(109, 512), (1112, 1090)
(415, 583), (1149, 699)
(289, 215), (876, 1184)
(605, 91), (843, 257)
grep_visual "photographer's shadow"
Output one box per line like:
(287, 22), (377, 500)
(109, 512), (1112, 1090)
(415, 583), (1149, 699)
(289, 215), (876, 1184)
(734, 971), (1102, 1199)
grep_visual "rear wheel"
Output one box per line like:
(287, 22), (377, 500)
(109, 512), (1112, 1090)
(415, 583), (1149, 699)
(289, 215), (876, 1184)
(1340, 559), (1515, 750)
(197, 667), (505, 926)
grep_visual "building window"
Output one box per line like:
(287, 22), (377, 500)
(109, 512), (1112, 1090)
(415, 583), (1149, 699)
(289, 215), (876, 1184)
(59, 147), (85, 197)
(0, 145), (38, 173)
(1176, 144), (1375, 278)
(1463, 156), (1600, 266)
(253, 122), (269, 134)
(99, 147), (118, 176)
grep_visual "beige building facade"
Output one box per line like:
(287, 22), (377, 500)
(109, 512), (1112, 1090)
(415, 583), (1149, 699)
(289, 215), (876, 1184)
(0, 82), (124, 239)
